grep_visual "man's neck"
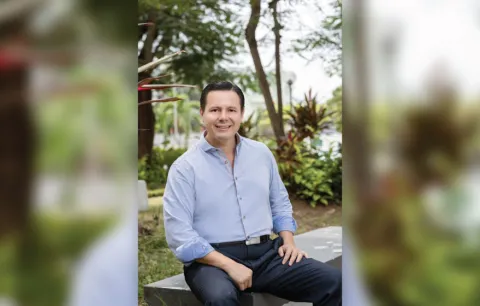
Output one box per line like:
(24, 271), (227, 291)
(205, 133), (237, 156)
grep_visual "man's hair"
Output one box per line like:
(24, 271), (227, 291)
(200, 81), (245, 111)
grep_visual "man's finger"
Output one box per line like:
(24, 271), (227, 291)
(282, 248), (292, 264)
(296, 252), (304, 263)
(289, 250), (298, 266)
(278, 246), (284, 257)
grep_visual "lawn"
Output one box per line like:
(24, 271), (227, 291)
(138, 197), (341, 305)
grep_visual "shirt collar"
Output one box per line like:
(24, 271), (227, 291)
(199, 131), (243, 152)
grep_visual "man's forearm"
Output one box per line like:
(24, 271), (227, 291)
(197, 250), (237, 271)
(279, 230), (295, 245)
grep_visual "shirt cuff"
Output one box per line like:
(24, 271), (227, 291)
(175, 236), (215, 263)
(273, 215), (297, 234)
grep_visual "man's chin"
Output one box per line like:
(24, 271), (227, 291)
(212, 131), (235, 141)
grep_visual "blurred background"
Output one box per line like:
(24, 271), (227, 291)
(136, 0), (342, 305)
(344, 0), (480, 305)
(0, 0), (137, 306)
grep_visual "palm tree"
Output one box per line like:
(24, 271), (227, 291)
(154, 97), (201, 148)
(154, 103), (174, 138)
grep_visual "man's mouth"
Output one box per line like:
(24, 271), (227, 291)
(215, 124), (232, 131)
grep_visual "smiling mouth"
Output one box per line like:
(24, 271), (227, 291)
(215, 125), (231, 130)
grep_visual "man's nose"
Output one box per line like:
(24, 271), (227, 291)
(219, 110), (228, 120)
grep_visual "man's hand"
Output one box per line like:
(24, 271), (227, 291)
(224, 262), (253, 291)
(278, 243), (308, 266)
(278, 230), (308, 266)
(197, 251), (252, 291)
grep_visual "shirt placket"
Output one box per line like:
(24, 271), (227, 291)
(215, 147), (248, 240)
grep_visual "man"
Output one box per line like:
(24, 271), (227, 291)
(163, 81), (341, 306)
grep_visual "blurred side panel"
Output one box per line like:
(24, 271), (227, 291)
(343, 0), (480, 305)
(0, 0), (138, 306)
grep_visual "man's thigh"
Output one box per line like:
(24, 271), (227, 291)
(255, 255), (342, 306)
(184, 263), (240, 305)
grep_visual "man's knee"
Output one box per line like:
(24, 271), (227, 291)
(329, 267), (342, 292)
(204, 287), (239, 305)
(315, 266), (342, 305)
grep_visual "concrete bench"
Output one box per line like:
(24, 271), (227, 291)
(144, 226), (342, 306)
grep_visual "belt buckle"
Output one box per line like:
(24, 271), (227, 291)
(245, 236), (260, 245)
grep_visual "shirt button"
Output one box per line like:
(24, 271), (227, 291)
(235, 177), (238, 180)
(243, 216), (246, 219)
(224, 160), (228, 164)
(239, 197), (242, 200)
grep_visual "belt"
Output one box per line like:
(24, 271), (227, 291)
(211, 235), (270, 248)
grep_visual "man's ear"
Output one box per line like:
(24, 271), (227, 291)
(200, 108), (204, 116)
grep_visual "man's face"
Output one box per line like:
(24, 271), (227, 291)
(200, 90), (244, 142)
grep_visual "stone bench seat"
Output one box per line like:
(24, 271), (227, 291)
(144, 226), (342, 306)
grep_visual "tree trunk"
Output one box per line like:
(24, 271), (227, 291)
(138, 85), (155, 159)
(344, 0), (371, 204)
(0, 51), (33, 240)
(245, 0), (285, 141)
(0, 17), (37, 306)
(270, 0), (284, 134)
(138, 13), (156, 160)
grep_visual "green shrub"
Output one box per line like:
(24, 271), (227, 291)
(274, 137), (342, 207)
(317, 146), (342, 204)
(147, 188), (165, 198)
(138, 147), (186, 189)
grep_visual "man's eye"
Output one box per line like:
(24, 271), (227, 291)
(229, 109), (237, 112)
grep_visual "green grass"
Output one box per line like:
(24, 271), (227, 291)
(147, 188), (164, 198)
(138, 205), (182, 304)
(148, 196), (163, 207)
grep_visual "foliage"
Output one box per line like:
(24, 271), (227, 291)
(147, 188), (165, 198)
(138, 147), (187, 189)
(138, 206), (183, 302)
(154, 95), (201, 136)
(138, 0), (246, 87)
(137, 23), (197, 160)
(238, 111), (264, 140)
(266, 86), (342, 207)
(274, 133), (341, 207)
(326, 86), (342, 132)
(292, 0), (342, 76)
(36, 70), (135, 175)
(288, 89), (334, 141)
(0, 215), (113, 306)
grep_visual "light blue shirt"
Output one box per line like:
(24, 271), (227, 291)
(163, 132), (297, 264)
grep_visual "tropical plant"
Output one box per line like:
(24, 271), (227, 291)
(288, 89), (334, 141)
(154, 97), (201, 147)
(238, 111), (264, 140)
(273, 132), (341, 207)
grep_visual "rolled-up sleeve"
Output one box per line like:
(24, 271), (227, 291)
(267, 149), (298, 234)
(163, 162), (214, 263)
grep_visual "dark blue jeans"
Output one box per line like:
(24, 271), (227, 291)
(184, 237), (341, 306)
